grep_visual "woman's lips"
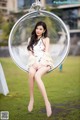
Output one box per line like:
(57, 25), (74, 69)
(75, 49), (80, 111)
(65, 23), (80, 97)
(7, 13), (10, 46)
(36, 32), (40, 34)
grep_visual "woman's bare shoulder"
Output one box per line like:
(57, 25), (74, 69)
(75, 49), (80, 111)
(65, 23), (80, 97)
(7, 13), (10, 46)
(28, 37), (31, 43)
(43, 37), (50, 43)
(28, 37), (31, 41)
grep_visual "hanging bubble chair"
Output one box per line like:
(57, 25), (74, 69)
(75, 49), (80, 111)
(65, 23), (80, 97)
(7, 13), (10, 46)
(8, 1), (70, 72)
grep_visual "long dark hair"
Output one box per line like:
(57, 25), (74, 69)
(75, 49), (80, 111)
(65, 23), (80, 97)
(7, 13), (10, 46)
(27, 21), (48, 51)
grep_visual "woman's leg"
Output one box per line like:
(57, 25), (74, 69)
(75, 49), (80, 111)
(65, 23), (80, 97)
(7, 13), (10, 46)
(28, 67), (36, 112)
(34, 66), (52, 117)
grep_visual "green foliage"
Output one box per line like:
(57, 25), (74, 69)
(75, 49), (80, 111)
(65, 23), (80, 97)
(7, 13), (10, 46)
(0, 11), (4, 29)
(0, 20), (14, 46)
(2, 22), (10, 37)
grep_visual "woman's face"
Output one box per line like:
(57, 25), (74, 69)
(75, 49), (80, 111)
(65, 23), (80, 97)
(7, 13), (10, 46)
(36, 25), (45, 37)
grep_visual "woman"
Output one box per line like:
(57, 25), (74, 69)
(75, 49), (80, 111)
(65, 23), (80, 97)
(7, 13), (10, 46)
(27, 21), (53, 117)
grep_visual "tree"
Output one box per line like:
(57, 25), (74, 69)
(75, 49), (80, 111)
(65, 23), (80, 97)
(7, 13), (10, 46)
(0, 11), (4, 28)
(0, 19), (14, 46)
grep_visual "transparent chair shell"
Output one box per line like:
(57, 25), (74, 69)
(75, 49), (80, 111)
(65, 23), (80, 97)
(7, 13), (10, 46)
(8, 10), (70, 72)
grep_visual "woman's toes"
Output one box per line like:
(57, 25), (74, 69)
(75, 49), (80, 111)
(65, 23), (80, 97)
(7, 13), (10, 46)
(28, 100), (34, 112)
(46, 102), (52, 117)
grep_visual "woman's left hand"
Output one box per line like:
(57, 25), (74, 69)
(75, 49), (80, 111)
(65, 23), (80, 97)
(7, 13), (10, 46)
(37, 63), (42, 69)
(32, 63), (42, 70)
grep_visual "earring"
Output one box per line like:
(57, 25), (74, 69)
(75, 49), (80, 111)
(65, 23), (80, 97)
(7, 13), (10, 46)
(42, 32), (44, 36)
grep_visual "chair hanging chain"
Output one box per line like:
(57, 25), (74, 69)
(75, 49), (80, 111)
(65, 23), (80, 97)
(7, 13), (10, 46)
(35, 0), (41, 3)
(29, 0), (42, 12)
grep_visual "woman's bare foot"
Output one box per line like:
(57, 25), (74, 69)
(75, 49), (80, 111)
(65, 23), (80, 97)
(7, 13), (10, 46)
(28, 100), (34, 112)
(45, 101), (52, 117)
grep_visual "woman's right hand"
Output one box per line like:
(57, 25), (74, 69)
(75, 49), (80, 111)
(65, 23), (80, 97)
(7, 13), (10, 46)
(32, 62), (42, 70)
(32, 62), (38, 69)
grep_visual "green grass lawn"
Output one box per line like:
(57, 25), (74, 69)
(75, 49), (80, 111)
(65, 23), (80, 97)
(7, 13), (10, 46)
(0, 57), (80, 120)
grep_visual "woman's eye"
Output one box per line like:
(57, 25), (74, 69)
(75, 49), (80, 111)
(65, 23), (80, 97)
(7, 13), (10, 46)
(36, 27), (43, 31)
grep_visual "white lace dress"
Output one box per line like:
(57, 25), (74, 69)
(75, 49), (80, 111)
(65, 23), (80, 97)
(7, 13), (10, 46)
(27, 38), (54, 72)
(33, 38), (45, 62)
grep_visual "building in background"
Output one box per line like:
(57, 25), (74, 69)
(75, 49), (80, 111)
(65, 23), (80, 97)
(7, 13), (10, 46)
(0, 0), (7, 14)
(0, 0), (34, 14)
(0, 0), (80, 31)
(46, 0), (80, 55)
(46, 0), (80, 31)
(0, 0), (80, 55)
(0, 0), (79, 30)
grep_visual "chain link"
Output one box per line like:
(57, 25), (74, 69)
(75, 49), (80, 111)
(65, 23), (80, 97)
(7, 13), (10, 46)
(35, 0), (41, 3)
(29, 0), (42, 12)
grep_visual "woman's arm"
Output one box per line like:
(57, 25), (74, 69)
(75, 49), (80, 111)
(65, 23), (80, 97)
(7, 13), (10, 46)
(45, 37), (50, 52)
(27, 38), (33, 56)
(28, 50), (33, 56)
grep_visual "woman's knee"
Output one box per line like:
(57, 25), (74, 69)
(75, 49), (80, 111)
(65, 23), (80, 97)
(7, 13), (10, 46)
(29, 67), (36, 78)
(34, 72), (41, 80)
